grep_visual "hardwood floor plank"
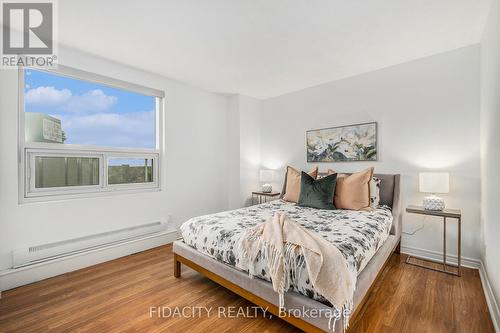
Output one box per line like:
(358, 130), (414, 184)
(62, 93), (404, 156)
(0, 244), (494, 333)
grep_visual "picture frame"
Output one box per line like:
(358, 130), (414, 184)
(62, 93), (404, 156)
(306, 122), (378, 162)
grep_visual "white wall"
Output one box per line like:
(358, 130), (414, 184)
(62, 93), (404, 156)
(238, 95), (262, 206)
(480, 0), (500, 313)
(227, 95), (262, 209)
(0, 46), (231, 271)
(227, 96), (241, 209)
(259, 45), (482, 261)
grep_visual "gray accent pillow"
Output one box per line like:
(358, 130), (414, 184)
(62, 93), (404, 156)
(298, 172), (337, 210)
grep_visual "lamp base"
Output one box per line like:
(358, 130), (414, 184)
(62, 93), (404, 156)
(262, 184), (272, 193)
(423, 195), (445, 211)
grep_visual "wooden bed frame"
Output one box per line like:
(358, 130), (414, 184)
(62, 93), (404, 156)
(174, 239), (400, 332)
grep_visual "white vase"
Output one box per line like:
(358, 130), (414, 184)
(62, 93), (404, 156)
(423, 195), (445, 211)
(262, 184), (272, 193)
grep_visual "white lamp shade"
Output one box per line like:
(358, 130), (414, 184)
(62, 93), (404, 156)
(259, 170), (274, 183)
(419, 172), (449, 194)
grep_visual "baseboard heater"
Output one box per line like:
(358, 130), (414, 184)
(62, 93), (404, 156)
(12, 221), (168, 268)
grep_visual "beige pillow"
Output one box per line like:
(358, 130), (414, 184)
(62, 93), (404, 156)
(329, 167), (374, 210)
(282, 166), (319, 203)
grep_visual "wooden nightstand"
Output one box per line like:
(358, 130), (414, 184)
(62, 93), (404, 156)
(405, 205), (462, 276)
(251, 191), (280, 205)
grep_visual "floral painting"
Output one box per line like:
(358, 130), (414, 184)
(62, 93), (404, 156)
(306, 122), (377, 162)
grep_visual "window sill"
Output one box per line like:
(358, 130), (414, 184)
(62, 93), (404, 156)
(19, 186), (162, 205)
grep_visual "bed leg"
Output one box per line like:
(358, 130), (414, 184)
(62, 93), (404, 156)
(394, 240), (401, 254)
(174, 254), (181, 278)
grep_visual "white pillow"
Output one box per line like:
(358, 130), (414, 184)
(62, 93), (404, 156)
(370, 177), (381, 208)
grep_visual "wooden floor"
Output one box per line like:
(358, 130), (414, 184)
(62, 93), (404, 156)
(0, 245), (494, 333)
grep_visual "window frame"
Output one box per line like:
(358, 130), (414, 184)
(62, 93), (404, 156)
(18, 66), (164, 202)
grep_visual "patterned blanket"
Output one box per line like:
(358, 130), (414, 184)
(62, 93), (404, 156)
(180, 200), (393, 305)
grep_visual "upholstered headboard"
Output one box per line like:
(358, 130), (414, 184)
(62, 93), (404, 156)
(375, 174), (401, 236)
(374, 174), (398, 207)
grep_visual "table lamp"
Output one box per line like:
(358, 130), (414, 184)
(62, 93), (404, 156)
(259, 170), (274, 193)
(419, 172), (449, 211)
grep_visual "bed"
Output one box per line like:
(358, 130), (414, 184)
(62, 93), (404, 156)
(173, 173), (401, 332)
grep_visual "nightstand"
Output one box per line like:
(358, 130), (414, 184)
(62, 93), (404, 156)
(405, 205), (462, 276)
(251, 191), (280, 205)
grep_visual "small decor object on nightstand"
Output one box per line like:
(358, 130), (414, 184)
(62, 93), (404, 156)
(419, 172), (449, 211)
(259, 169), (274, 193)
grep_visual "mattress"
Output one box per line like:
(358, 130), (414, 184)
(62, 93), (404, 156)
(180, 199), (393, 305)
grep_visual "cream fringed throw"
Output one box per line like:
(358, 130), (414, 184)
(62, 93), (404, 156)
(239, 213), (357, 331)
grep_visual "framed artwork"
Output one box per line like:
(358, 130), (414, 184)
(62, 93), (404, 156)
(306, 122), (377, 162)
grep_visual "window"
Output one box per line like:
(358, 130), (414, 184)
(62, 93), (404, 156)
(20, 66), (164, 200)
(35, 156), (100, 188)
(108, 158), (154, 185)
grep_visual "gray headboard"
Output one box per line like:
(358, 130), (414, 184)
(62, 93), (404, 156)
(374, 173), (398, 208)
(375, 173), (401, 237)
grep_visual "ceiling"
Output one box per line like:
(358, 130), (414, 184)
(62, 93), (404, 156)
(58, 0), (491, 99)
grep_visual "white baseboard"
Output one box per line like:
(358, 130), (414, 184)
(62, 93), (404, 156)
(401, 245), (480, 269)
(0, 229), (180, 292)
(402, 245), (499, 332)
(479, 262), (500, 333)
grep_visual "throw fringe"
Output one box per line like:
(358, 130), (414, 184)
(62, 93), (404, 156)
(238, 225), (264, 278)
(238, 218), (354, 332)
(327, 302), (352, 333)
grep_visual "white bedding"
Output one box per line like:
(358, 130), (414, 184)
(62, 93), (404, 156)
(180, 200), (393, 305)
